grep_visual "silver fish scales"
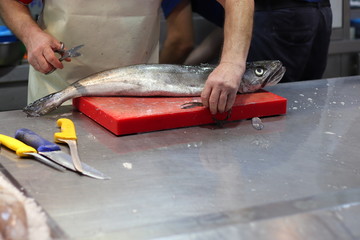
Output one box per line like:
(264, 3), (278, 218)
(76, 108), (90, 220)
(23, 60), (285, 117)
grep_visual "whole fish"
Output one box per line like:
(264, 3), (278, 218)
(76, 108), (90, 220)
(24, 60), (285, 117)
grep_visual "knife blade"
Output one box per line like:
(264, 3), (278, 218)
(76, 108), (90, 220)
(0, 133), (65, 171)
(54, 118), (83, 172)
(15, 128), (110, 180)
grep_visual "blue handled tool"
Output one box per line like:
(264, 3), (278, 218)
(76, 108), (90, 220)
(15, 128), (110, 180)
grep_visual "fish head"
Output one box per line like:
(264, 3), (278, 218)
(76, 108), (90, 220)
(239, 60), (286, 93)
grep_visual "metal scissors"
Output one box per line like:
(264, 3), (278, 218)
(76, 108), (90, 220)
(46, 42), (84, 75)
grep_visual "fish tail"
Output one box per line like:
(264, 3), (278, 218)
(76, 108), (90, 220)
(23, 91), (63, 117)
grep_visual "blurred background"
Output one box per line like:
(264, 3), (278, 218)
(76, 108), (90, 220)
(0, 0), (358, 111)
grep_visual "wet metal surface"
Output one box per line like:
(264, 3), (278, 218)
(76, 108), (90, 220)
(0, 76), (360, 239)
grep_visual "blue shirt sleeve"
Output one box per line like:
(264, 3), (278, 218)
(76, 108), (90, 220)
(161, 0), (183, 18)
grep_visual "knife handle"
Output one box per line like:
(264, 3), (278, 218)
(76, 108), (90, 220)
(54, 118), (77, 142)
(0, 133), (37, 157)
(15, 128), (61, 152)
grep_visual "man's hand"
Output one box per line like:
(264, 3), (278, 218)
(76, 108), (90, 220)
(203, 0), (254, 114)
(201, 62), (245, 115)
(24, 31), (64, 74)
(0, 0), (65, 74)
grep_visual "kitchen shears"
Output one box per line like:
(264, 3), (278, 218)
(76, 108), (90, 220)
(46, 42), (84, 75)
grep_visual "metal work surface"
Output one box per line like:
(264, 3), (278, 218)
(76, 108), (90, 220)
(1, 76), (360, 239)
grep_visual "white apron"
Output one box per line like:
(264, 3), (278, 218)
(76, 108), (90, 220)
(28, 0), (161, 103)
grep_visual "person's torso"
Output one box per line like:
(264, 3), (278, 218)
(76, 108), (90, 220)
(28, 0), (162, 103)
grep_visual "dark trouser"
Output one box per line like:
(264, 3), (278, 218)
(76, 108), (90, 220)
(247, 6), (333, 82)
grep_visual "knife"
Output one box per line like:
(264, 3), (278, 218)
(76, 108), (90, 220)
(15, 128), (110, 180)
(54, 118), (83, 172)
(0, 133), (65, 171)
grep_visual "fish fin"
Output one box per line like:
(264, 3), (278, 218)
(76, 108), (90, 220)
(180, 101), (204, 109)
(23, 92), (62, 117)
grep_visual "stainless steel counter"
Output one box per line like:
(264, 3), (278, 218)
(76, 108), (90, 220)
(1, 76), (360, 240)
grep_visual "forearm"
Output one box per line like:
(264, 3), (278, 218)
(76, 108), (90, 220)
(201, 0), (254, 114)
(218, 0), (254, 69)
(184, 27), (223, 65)
(0, 0), (42, 46)
(159, 0), (194, 64)
(0, 0), (64, 73)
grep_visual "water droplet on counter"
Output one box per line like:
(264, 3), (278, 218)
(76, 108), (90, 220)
(251, 117), (264, 130)
(324, 131), (335, 135)
(123, 162), (133, 169)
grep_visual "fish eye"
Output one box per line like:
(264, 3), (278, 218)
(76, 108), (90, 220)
(255, 68), (264, 77)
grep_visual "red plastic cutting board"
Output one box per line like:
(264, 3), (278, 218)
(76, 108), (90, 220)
(73, 90), (287, 136)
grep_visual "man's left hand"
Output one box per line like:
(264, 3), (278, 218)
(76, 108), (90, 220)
(201, 62), (245, 115)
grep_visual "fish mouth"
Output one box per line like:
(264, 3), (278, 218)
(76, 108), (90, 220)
(262, 62), (286, 87)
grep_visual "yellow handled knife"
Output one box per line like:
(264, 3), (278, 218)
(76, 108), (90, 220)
(54, 118), (83, 172)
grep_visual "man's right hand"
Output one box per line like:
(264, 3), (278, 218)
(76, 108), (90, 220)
(0, 0), (65, 74)
(24, 31), (64, 74)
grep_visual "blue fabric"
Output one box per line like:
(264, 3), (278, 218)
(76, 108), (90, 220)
(191, 0), (224, 27)
(161, 0), (182, 18)
(161, 0), (224, 27)
(247, 6), (332, 82)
